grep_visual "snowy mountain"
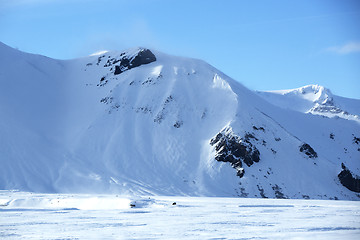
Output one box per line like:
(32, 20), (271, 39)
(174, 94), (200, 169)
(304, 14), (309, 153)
(256, 85), (360, 123)
(0, 42), (359, 200)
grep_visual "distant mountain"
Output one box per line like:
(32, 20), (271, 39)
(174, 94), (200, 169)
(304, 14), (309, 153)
(256, 85), (360, 123)
(0, 42), (359, 200)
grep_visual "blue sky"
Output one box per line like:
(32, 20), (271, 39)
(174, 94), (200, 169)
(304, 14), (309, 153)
(1, 0), (359, 99)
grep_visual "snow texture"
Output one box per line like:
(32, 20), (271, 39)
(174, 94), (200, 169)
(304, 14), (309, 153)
(0, 191), (359, 239)
(0, 41), (359, 200)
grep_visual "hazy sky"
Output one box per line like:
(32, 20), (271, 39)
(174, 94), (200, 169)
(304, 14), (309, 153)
(1, 0), (359, 99)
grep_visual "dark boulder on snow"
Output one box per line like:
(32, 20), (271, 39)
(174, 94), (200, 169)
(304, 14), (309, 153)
(299, 143), (318, 158)
(338, 163), (360, 193)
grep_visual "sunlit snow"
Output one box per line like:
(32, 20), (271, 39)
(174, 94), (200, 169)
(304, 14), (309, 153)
(89, 50), (109, 56)
(0, 191), (359, 239)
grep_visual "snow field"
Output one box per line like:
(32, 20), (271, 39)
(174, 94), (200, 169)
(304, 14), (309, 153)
(0, 191), (360, 239)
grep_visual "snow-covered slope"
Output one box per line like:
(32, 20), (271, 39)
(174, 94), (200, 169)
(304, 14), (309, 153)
(0, 42), (359, 200)
(256, 85), (360, 122)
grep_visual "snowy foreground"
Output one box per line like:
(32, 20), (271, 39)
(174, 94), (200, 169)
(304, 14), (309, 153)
(0, 191), (359, 239)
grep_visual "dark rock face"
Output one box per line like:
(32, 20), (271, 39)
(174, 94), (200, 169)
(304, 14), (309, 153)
(92, 49), (156, 87)
(97, 76), (108, 87)
(173, 121), (183, 128)
(257, 185), (267, 198)
(353, 136), (360, 145)
(252, 126), (265, 132)
(113, 49), (156, 75)
(272, 184), (287, 199)
(210, 127), (261, 178)
(302, 195), (310, 199)
(299, 143), (318, 158)
(338, 163), (360, 193)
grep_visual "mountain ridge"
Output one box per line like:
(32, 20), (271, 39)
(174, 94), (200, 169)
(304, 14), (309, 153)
(257, 84), (360, 123)
(0, 42), (359, 200)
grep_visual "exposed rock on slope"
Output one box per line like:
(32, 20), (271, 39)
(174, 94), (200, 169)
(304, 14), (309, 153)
(338, 163), (360, 193)
(210, 127), (260, 178)
(299, 143), (318, 159)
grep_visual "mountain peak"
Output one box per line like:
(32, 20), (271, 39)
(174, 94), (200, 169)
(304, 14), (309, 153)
(297, 84), (333, 104)
(257, 84), (360, 123)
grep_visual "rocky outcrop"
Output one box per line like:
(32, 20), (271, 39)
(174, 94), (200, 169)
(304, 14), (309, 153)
(210, 127), (260, 178)
(353, 135), (360, 145)
(338, 163), (360, 193)
(92, 48), (156, 87)
(299, 143), (318, 158)
(113, 49), (156, 75)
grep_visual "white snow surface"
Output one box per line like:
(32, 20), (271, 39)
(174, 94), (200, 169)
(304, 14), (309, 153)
(257, 84), (360, 122)
(0, 42), (359, 200)
(0, 191), (359, 239)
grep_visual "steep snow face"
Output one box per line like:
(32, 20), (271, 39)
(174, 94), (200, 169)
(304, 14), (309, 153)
(0, 42), (359, 200)
(256, 84), (360, 122)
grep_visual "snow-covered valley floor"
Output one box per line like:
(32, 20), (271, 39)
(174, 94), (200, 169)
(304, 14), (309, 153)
(0, 191), (359, 239)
